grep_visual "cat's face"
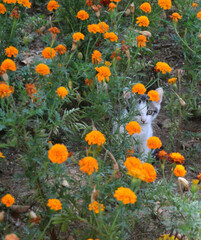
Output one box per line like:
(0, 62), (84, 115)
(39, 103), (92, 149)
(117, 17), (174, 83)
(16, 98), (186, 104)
(135, 88), (163, 125)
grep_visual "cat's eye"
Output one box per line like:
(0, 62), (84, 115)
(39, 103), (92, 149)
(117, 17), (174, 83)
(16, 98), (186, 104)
(147, 110), (153, 115)
(138, 100), (141, 104)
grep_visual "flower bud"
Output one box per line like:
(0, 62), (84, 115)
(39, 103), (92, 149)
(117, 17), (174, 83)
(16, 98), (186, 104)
(2, 73), (8, 82)
(78, 52), (83, 60)
(68, 80), (73, 90)
(29, 210), (37, 220)
(0, 211), (5, 222)
(139, 31), (152, 38)
(178, 177), (189, 190)
(124, 8), (131, 16)
(198, 33), (201, 40)
(130, 3), (135, 13)
(179, 97), (186, 107)
(71, 40), (77, 52)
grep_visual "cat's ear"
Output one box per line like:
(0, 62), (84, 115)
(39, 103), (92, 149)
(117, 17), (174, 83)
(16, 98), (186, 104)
(155, 87), (163, 104)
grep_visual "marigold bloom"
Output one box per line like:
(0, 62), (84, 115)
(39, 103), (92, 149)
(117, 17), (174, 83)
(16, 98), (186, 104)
(97, 22), (109, 33)
(136, 16), (150, 27)
(10, 6), (19, 18)
(5, 46), (18, 58)
(76, 10), (89, 20)
(168, 77), (177, 84)
(85, 130), (106, 146)
(192, 3), (198, 9)
(104, 32), (118, 42)
(3, 0), (16, 3)
(105, 61), (111, 67)
(54, 44), (67, 55)
(85, 78), (93, 86)
(140, 2), (151, 13)
(127, 168), (145, 181)
(47, 0), (59, 11)
(88, 201), (105, 213)
(192, 179), (199, 185)
(88, 24), (100, 34)
(5, 234), (19, 240)
(108, 3), (116, 11)
(136, 35), (148, 48)
(17, 0), (31, 8)
(142, 163), (157, 182)
(92, 50), (103, 64)
(56, 87), (68, 99)
(126, 121), (141, 135)
(0, 151), (5, 158)
(169, 152), (185, 164)
(158, 0), (172, 10)
(86, 0), (93, 6)
(25, 83), (37, 98)
(47, 199), (62, 211)
(173, 165), (186, 177)
(124, 157), (142, 171)
(72, 32), (85, 41)
(155, 62), (172, 74)
(79, 157), (98, 175)
(197, 11), (201, 20)
(48, 27), (60, 34)
(147, 90), (160, 102)
(114, 187), (137, 204)
(42, 47), (56, 59)
(170, 12), (182, 22)
(157, 234), (179, 240)
(197, 172), (201, 181)
(0, 83), (13, 98)
(1, 59), (16, 72)
(132, 83), (146, 94)
(95, 66), (111, 82)
(147, 136), (162, 149)
(1, 194), (15, 207)
(100, 0), (110, 6)
(35, 63), (50, 75)
(112, 0), (121, 2)
(0, 4), (6, 14)
(48, 144), (68, 164)
(157, 150), (168, 161)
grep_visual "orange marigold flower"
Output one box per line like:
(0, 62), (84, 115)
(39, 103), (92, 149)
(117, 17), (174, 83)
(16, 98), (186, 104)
(155, 62), (172, 74)
(92, 50), (103, 64)
(108, 2), (116, 11)
(85, 78), (93, 86)
(88, 201), (105, 213)
(10, 6), (19, 18)
(97, 22), (109, 33)
(48, 27), (60, 34)
(124, 157), (142, 171)
(197, 172), (201, 181)
(35, 63), (50, 75)
(192, 3), (198, 9)
(1, 194), (15, 207)
(197, 11), (201, 20)
(142, 163), (157, 182)
(47, 199), (62, 211)
(56, 86), (68, 99)
(95, 66), (111, 82)
(168, 77), (177, 84)
(79, 156), (98, 175)
(88, 24), (100, 34)
(5, 46), (18, 58)
(72, 32), (85, 41)
(126, 121), (141, 135)
(112, 0), (121, 2)
(127, 168), (145, 181)
(132, 83), (146, 94)
(158, 0), (172, 10)
(136, 35), (148, 48)
(17, 0), (31, 8)
(76, 10), (89, 20)
(104, 32), (118, 42)
(147, 136), (162, 149)
(170, 12), (182, 22)
(5, 234), (19, 240)
(147, 90), (160, 102)
(25, 83), (37, 98)
(85, 130), (106, 145)
(47, 0), (59, 11)
(86, 0), (93, 6)
(0, 151), (5, 158)
(157, 150), (169, 161)
(54, 44), (67, 55)
(140, 2), (151, 13)
(0, 4), (6, 14)
(3, 0), (16, 3)
(0, 83), (13, 98)
(42, 47), (56, 59)
(169, 152), (185, 164)
(48, 144), (68, 164)
(1, 59), (16, 72)
(173, 165), (187, 177)
(114, 187), (137, 204)
(136, 16), (150, 27)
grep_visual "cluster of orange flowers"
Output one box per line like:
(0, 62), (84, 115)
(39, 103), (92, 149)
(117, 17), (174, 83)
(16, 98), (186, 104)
(126, 121), (141, 135)
(147, 136), (162, 149)
(92, 50), (103, 64)
(95, 66), (111, 82)
(54, 44), (67, 55)
(158, 0), (172, 10)
(35, 63), (50, 75)
(1, 59), (16, 72)
(157, 150), (185, 165)
(47, 199), (62, 211)
(147, 90), (160, 102)
(88, 201), (105, 213)
(1, 194), (15, 207)
(73, 32), (85, 41)
(48, 144), (69, 164)
(155, 61), (172, 74)
(2, 0), (31, 8)
(42, 47), (56, 59)
(76, 10), (89, 20)
(104, 32), (118, 42)
(0, 82), (13, 98)
(85, 130), (106, 146)
(136, 16), (150, 27)
(88, 22), (109, 34)
(47, 0), (59, 11)
(79, 156), (98, 175)
(132, 83), (146, 95)
(5, 46), (18, 58)
(113, 187), (137, 204)
(173, 165), (186, 177)
(136, 35), (148, 48)
(56, 87), (68, 99)
(140, 2), (151, 13)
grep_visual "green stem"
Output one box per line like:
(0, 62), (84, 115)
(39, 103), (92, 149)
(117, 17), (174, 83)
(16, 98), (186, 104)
(38, 215), (53, 240)
(10, 18), (17, 41)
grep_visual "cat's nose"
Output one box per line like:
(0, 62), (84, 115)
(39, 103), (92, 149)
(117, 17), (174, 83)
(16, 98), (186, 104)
(141, 119), (146, 124)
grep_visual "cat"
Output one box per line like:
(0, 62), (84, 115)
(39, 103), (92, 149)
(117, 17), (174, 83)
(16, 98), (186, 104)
(113, 87), (163, 159)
